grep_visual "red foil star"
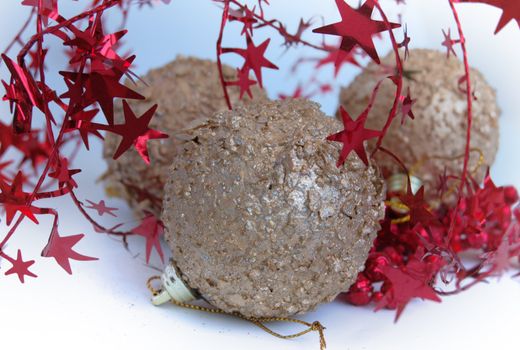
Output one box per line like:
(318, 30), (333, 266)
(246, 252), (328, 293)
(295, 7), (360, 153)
(85, 199), (118, 217)
(313, 0), (400, 64)
(4, 250), (37, 283)
(327, 106), (380, 167)
(42, 228), (97, 274)
(109, 100), (168, 164)
(131, 213), (165, 263)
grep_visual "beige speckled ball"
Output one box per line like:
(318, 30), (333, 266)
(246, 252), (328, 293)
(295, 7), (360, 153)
(102, 56), (265, 217)
(162, 99), (386, 318)
(340, 49), (499, 198)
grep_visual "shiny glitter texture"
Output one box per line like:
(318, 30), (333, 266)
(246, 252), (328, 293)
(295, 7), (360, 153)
(339, 49), (499, 198)
(103, 56), (265, 216)
(162, 99), (386, 318)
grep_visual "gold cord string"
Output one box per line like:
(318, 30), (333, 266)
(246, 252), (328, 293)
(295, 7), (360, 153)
(147, 276), (327, 350)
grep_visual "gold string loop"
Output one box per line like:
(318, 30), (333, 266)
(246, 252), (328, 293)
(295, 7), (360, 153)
(147, 276), (327, 350)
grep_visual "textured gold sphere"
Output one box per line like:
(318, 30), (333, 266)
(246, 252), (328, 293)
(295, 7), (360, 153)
(162, 99), (386, 318)
(339, 49), (499, 198)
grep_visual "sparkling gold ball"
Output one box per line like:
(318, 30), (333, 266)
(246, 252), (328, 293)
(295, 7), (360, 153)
(162, 99), (386, 318)
(339, 49), (499, 198)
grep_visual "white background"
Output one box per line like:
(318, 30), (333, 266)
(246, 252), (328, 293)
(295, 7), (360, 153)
(1, 1), (520, 349)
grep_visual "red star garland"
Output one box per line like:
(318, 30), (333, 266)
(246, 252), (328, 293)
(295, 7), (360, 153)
(108, 100), (168, 164)
(4, 250), (37, 283)
(461, 0), (520, 34)
(131, 213), (165, 263)
(313, 0), (400, 65)
(327, 106), (380, 167)
(42, 228), (97, 274)
(85, 199), (118, 217)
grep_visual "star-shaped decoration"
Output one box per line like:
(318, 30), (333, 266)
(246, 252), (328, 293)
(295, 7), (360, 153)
(109, 100), (169, 164)
(315, 44), (361, 76)
(132, 213), (165, 263)
(229, 5), (258, 37)
(60, 63), (144, 125)
(224, 36), (279, 88)
(399, 87), (416, 124)
(66, 108), (103, 150)
(327, 106), (380, 167)
(376, 263), (441, 321)
(441, 28), (460, 58)
(227, 67), (257, 99)
(313, 0), (400, 64)
(399, 185), (439, 229)
(48, 157), (81, 188)
(85, 199), (118, 217)
(0, 171), (39, 225)
(462, 1), (519, 34)
(4, 250), (37, 283)
(398, 25), (411, 60)
(42, 229), (97, 274)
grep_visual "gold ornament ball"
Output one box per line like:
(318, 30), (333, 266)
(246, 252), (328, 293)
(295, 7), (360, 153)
(339, 49), (500, 198)
(162, 99), (386, 318)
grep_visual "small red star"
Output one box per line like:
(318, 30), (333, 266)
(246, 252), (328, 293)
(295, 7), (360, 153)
(132, 213), (165, 263)
(399, 186), (439, 229)
(109, 100), (168, 164)
(66, 108), (102, 150)
(376, 263), (441, 321)
(230, 5), (258, 37)
(85, 199), (118, 217)
(48, 157), (81, 188)
(225, 36), (279, 88)
(4, 250), (37, 283)
(441, 28), (460, 58)
(313, 0), (400, 64)
(327, 106), (380, 167)
(42, 230), (97, 274)
(227, 67), (257, 99)
(0, 172), (39, 225)
(315, 44), (361, 76)
(399, 88), (416, 124)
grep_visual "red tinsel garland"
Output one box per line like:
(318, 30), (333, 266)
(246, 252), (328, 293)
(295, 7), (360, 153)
(0, 0), (518, 321)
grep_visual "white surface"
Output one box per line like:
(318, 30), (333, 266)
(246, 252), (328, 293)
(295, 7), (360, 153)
(1, 1), (520, 349)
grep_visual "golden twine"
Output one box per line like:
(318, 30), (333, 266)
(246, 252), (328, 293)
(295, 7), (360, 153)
(147, 276), (327, 350)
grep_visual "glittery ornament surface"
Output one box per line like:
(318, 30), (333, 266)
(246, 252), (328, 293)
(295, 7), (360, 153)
(103, 56), (265, 216)
(339, 49), (499, 197)
(162, 99), (386, 318)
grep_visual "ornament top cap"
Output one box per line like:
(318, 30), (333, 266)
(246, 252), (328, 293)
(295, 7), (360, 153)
(151, 263), (197, 306)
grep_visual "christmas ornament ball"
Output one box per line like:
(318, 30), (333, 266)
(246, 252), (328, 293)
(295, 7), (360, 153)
(162, 99), (386, 318)
(103, 56), (265, 217)
(339, 49), (499, 197)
